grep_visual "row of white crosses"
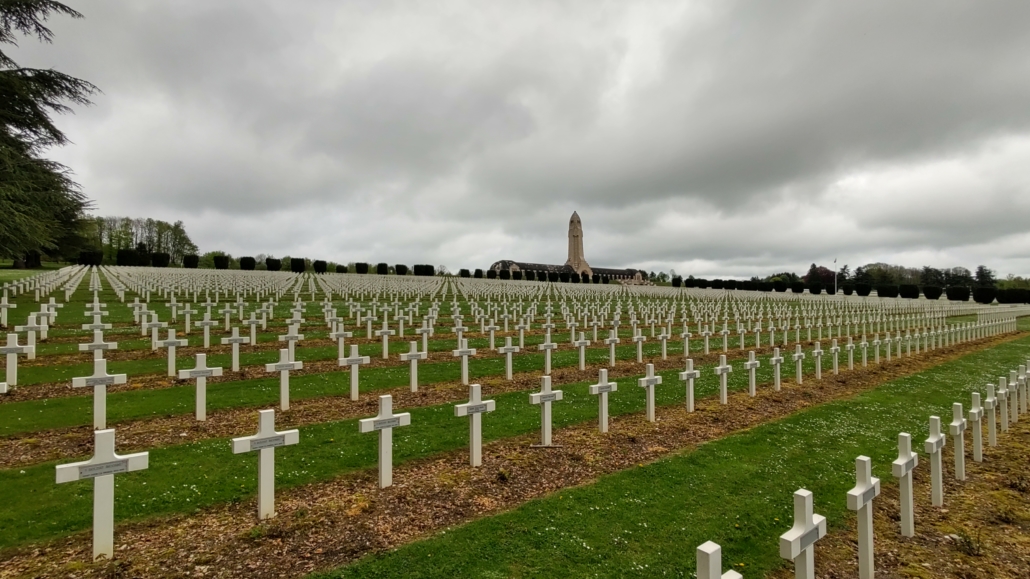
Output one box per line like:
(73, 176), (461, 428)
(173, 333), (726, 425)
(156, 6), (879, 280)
(774, 361), (1030, 579)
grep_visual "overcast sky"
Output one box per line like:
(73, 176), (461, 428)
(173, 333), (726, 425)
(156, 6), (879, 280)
(13, 1), (1030, 278)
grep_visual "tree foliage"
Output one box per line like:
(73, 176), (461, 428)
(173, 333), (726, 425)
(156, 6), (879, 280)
(0, 1), (98, 263)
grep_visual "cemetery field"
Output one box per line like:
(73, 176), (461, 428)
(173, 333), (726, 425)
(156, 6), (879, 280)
(0, 265), (1027, 578)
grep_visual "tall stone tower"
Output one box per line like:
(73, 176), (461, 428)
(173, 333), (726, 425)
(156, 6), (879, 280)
(565, 211), (591, 275)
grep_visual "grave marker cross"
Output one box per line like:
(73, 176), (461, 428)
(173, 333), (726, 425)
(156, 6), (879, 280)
(220, 327), (250, 372)
(359, 395), (411, 488)
(454, 384), (496, 467)
(925, 415), (946, 507)
(779, 489), (827, 579)
(498, 337), (520, 380)
(231, 409), (299, 520)
(891, 432), (919, 537)
(72, 358), (127, 429)
(158, 329), (188, 377)
(530, 375), (564, 447)
(178, 353), (223, 421)
(637, 363), (663, 422)
(744, 351), (760, 397)
(714, 355), (733, 404)
(453, 339), (477, 385)
(846, 456), (881, 579)
(589, 368), (617, 432)
(398, 341), (427, 392)
(265, 348), (303, 410)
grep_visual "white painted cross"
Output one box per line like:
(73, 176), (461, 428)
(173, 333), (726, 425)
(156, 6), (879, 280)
(415, 319), (432, 352)
(338, 343), (371, 400)
(779, 488), (827, 579)
(530, 375), (564, 447)
(845, 337), (854, 371)
(697, 541), (743, 579)
(56, 428), (148, 561)
(949, 402), (967, 481)
(891, 432), (918, 537)
(589, 368), (617, 432)
(638, 363), (663, 422)
(375, 319), (396, 360)
(72, 358), (127, 429)
(925, 415), (946, 507)
(330, 321), (353, 360)
(244, 312), (262, 346)
(770, 347), (784, 391)
(79, 329), (117, 361)
(484, 320), (499, 351)
(0, 294), (15, 328)
(604, 329), (620, 367)
(453, 338), (477, 385)
(998, 377), (1009, 433)
(538, 331), (558, 376)
(969, 392), (983, 463)
(792, 344), (805, 385)
(265, 348), (303, 410)
(499, 336), (520, 380)
(231, 409), (299, 519)
(81, 312), (112, 332)
(399, 341), (427, 392)
(744, 351), (760, 397)
(454, 384), (496, 467)
(812, 342), (823, 381)
(359, 395), (411, 488)
(278, 323), (305, 362)
(984, 382), (998, 447)
(178, 353), (223, 421)
(220, 327), (250, 372)
(846, 456), (881, 579)
(714, 354), (732, 404)
(631, 329), (647, 363)
(15, 313), (45, 358)
(679, 358), (700, 412)
(143, 314), (167, 351)
(195, 312), (218, 348)
(180, 303), (198, 335)
(573, 332), (590, 371)
(829, 339), (840, 375)
(158, 329), (188, 377)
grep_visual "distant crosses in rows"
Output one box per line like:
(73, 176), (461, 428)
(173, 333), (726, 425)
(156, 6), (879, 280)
(56, 429), (149, 561)
(179, 353), (222, 421)
(232, 409), (299, 519)
(359, 394), (411, 488)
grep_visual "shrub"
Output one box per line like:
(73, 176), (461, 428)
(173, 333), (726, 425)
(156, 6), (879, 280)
(213, 255), (230, 270)
(855, 283), (872, 296)
(682, 278), (696, 288)
(265, 257), (281, 271)
(375, 263), (388, 275)
(548, 271), (559, 282)
(808, 282), (822, 295)
(499, 269), (511, 280)
(411, 264), (435, 276)
(524, 270), (535, 281)
(512, 270), (522, 280)
(695, 278), (709, 289)
(151, 252), (171, 268)
(183, 254), (200, 269)
(899, 284), (920, 299)
(239, 256), (256, 271)
(336, 264), (348, 273)
(487, 269), (497, 279)
(842, 284), (854, 296)
(116, 248), (139, 266)
(973, 287), (997, 304)
(592, 274), (601, 284)
(791, 281), (805, 294)
(946, 286), (970, 301)
(474, 269), (483, 279)
(77, 250), (103, 266)
(711, 279), (724, 289)
(602, 276), (610, 284)
(355, 262), (369, 274)
(672, 276), (682, 288)
(758, 282), (773, 292)
(740, 280), (756, 291)
(825, 284), (836, 295)
(773, 280), (787, 293)
(876, 285), (899, 298)
(313, 260), (327, 274)
(571, 272), (582, 283)
(287, 258), (304, 273)
(922, 286), (943, 300)
(459, 269), (471, 278)
(559, 272), (570, 283)
(395, 264), (408, 276)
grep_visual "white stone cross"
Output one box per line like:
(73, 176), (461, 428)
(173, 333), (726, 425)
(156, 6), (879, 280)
(538, 331), (558, 375)
(195, 312), (218, 348)
(244, 313), (262, 346)
(658, 329), (670, 360)
(846, 456), (881, 579)
(278, 323), (305, 362)
(178, 353), (222, 421)
(232, 409), (299, 519)
(604, 329), (621, 367)
(399, 341), (427, 392)
(219, 303), (234, 330)
(81, 312), (112, 332)
(891, 432), (918, 537)
(829, 339), (840, 375)
(359, 395), (411, 488)
(631, 328), (646, 363)
(265, 348), (303, 410)
(143, 314), (167, 351)
(499, 336), (520, 380)
(330, 321), (353, 360)
(455, 384), (496, 467)
(680, 327), (692, 357)
(453, 338), (477, 385)
(925, 415), (946, 507)
(180, 303), (198, 335)
(72, 358), (127, 429)
(984, 382), (998, 447)
(158, 329), (188, 377)
(589, 368), (618, 432)
(638, 363), (663, 422)
(374, 319), (396, 359)
(340, 344), (370, 400)
(998, 377), (1009, 433)
(697, 541), (743, 579)
(744, 351), (760, 397)
(415, 320), (432, 352)
(845, 337), (854, 371)
(1, 332), (33, 386)
(779, 488), (827, 579)
(56, 428), (148, 561)
(700, 324), (712, 355)
(220, 327), (250, 372)
(714, 354), (732, 404)
(573, 332), (590, 371)
(812, 342), (823, 381)
(484, 320), (500, 350)
(679, 358), (700, 412)
(79, 329), (117, 361)
(969, 392), (983, 463)
(792, 344), (806, 385)
(15, 313), (45, 357)
(949, 402), (967, 481)
(0, 294), (15, 328)
(530, 375), (563, 447)
(770, 347), (784, 391)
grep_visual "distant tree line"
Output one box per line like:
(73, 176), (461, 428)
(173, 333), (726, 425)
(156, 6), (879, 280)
(77, 216), (198, 267)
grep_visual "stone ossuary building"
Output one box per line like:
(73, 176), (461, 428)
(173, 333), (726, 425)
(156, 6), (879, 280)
(490, 212), (643, 282)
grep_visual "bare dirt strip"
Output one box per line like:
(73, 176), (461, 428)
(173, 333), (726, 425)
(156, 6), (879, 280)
(0, 334), (1018, 579)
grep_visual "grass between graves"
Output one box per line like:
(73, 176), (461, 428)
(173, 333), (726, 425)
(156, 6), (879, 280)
(307, 337), (1030, 578)
(0, 346), (827, 550)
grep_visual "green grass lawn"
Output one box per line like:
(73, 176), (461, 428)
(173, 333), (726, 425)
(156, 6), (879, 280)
(311, 334), (1030, 579)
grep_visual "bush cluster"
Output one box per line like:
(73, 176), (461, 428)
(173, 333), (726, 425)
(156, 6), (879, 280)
(355, 262), (369, 274)
(855, 283), (872, 296)
(395, 264), (408, 276)
(151, 253), (171, 268)
(77, 250), (104, 266)
(876, 285), (900, 298)
(290, 258), (306, 273)
(265, 257), (281, 271)
(945, 286), (970, 301)
(842, 284), (854, 296)
(336, 264), (348, 273)
(474, 269), (483, 279)
(791, 281), (805, 294)
(312, 260), (327, 274)
(899, 284), (920, 299)
(997, 288), (1030, 304)
(973, 287), (997, 304)
(808, 282), (823, 295)
(412, 264), (435, 276)
(512, 271), (523, 280)
(239, 256), (256, 271)
(183, 254), (200, 268)
(213, 255), (230, 270)
(922, 286), (943, 300)
(487, 269), (497, 279)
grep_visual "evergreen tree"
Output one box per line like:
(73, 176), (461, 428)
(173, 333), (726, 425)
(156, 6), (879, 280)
(0, 1), (97, 265)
